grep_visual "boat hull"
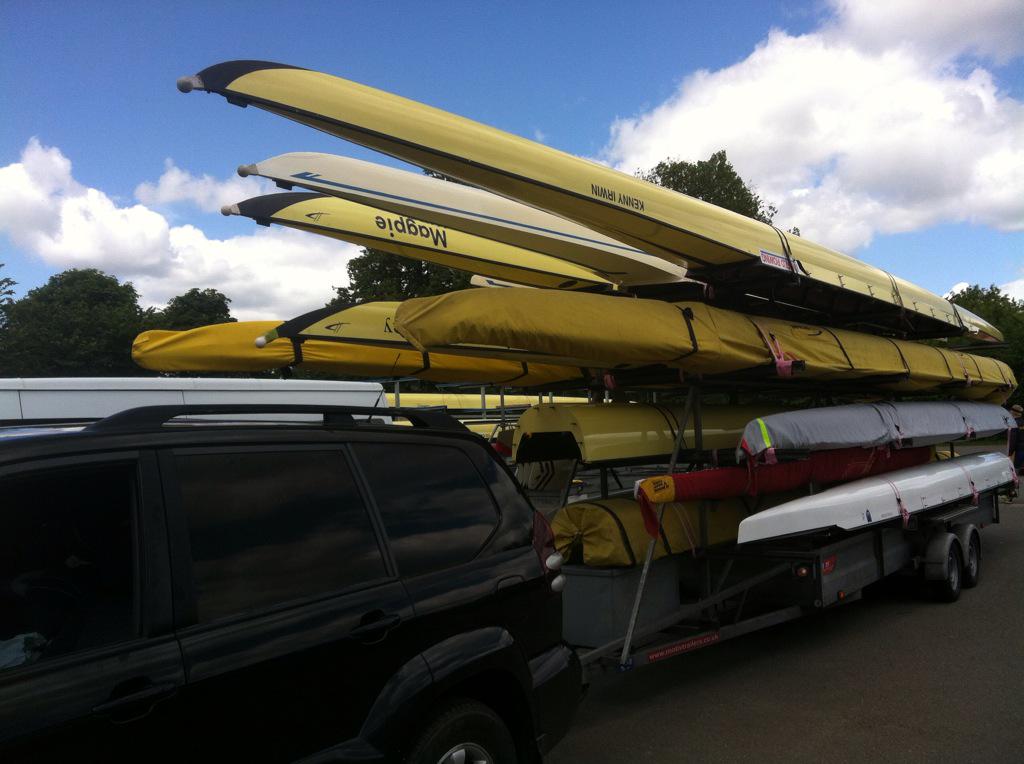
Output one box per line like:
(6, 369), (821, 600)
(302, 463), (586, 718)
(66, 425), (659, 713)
(737, 453), (1015, 543)
(180, 60), (1001, 342)
(241, 152), (683, 287)
(224, 192), (614, 290)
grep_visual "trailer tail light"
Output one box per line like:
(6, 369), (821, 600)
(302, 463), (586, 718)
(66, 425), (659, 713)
(822, 555), (837, 575)
(795, 564), (811, 578)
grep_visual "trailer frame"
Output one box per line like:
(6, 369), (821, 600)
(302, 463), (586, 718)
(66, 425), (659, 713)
(567, 384), (1010, 678)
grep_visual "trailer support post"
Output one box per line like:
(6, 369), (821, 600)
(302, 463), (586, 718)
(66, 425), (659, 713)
(618, 386), (698, 669)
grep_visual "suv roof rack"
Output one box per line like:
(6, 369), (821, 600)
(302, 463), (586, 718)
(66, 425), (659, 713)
(84, 404), (467, 435)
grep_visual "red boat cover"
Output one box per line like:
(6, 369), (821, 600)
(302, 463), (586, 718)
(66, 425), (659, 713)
(636, 446), (931, 537)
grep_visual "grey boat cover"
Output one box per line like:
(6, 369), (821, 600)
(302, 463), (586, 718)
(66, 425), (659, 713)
(737, 402), (1013, 462)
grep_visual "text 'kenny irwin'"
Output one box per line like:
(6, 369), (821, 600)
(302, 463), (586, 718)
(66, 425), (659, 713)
(590, 183), (645, 211)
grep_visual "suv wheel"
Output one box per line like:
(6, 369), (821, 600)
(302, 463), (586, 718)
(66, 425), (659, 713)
(407, 699), (517, 764)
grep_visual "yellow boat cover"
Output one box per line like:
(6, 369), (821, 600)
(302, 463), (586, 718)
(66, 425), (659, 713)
(387, 393), (586, 410)
(224, 192), (614, 290)
(131, 319), (578, 386)
(552, 497), (746, 567)
(513, 403), (783, 464)
(386, 289), (1014, 402)
(179, 60), (1001, 343)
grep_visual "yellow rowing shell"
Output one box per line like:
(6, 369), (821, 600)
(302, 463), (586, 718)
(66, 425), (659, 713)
(241, 152), (683, 287)
(132, 313), (579, 386)
(179, 61), (1000, 343)
(224, 192), (613, 290)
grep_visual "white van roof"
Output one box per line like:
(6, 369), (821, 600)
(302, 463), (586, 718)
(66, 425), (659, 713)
(0, 377), (383, 392)
(0, 377), (385, 421)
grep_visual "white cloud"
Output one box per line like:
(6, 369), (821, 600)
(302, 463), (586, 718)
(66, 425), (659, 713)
(1000, 279), (1024, 301)
(829, 0), (1024, 65)
(0, 139), (357, 321)
(130, 224), (356, 320)
(945, 281), (970, 298)
(0, 138), (81, 246)
(135, 159), (273, 214)
(601, 1), (1024, 253)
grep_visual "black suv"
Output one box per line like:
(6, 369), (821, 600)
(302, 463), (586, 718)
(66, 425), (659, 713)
(0, 405), (581, 762)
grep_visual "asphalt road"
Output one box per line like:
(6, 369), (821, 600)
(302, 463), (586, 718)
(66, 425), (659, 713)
(549, 492), (1024, 763)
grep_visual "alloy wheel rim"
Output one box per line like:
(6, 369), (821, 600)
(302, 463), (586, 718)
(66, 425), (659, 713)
(437, 742), (493, 764)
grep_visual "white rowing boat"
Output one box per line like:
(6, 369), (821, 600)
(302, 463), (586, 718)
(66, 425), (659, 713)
(737, 453), (1015, 544)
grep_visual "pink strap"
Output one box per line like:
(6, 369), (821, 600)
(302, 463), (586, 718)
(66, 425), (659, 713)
(953, 354), (974, 386)
(954, 464), (980, 505)
(752, 321), (796, 378)
(886, 480), (910, 528)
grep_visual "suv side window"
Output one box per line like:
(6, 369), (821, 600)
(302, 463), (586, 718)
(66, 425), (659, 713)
(175, 449), (386, 623)
(354, 442), (499, 577)
(0, 463), (138, 671)
(468, 449), (535, 553)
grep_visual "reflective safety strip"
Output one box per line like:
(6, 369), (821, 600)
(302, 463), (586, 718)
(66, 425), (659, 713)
(755, 418), (777, 464)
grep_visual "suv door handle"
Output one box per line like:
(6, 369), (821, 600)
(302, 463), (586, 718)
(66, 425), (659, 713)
(350, 612), (402, 643)
(496, 575), (524, 591)
(93, 681), (177, 716)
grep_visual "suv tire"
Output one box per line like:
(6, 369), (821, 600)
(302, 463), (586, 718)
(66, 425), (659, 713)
(406, 699), (517, 764)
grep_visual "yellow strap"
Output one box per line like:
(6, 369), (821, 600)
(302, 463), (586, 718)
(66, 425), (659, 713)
(756, 417), (772, 450)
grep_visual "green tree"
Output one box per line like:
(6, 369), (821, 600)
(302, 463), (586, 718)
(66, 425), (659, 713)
(0, 263), (15, 338)
(0, 268), (148, 377)
(0, 262), (15, 305)
(151, 287), (235, 330)
(328, 249), (471, 306)
(640, 150), (778, 224)
(0, 263), (16, 362)
(948, 284), (1024, 403)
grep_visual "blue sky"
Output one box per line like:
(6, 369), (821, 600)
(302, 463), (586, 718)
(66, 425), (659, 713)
(1, 0), (1022, 319)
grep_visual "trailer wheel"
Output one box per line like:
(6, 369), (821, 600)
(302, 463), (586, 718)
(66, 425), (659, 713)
(932, 542), (964, 602)
(953, 524), (981, 589)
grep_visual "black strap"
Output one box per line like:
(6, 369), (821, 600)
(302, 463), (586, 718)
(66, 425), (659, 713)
(652, 404), (680, 444)
(820, 327), (855, 370)
(587, 501), (637, 567)
(886, 338), (912, 377)
(771, 226), (800, 280)
(659, 523), (673, 556)
(503, 362), (533, 384)
(668, 306), (700, 363)
(417, 352), (432, 375)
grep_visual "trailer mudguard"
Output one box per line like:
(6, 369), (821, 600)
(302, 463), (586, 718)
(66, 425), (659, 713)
(923, 532), (963, 581)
